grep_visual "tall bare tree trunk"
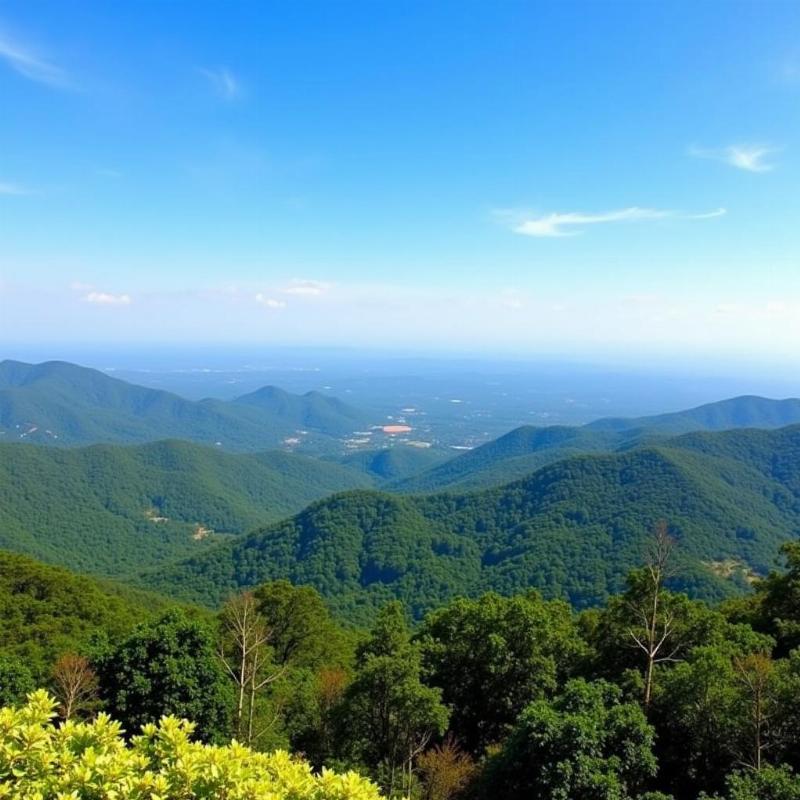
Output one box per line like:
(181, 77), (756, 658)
(628, 521), (680, 709)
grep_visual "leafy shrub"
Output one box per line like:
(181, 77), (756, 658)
(0, 690), (382, 800)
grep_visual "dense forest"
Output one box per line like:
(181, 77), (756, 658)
(399, 396), (800, 492)
(3, 532), (800, 799)
(3, 421), (799, 604)
(0, 439), (373, 574)
(145, 425), (800, 621)
(4, 363), (800, 798)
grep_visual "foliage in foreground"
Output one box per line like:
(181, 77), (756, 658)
(0, 690), (382, 800)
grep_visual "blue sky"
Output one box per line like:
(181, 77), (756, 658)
(1, 0), (799, 363)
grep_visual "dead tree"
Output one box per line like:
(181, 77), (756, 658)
(52, 653), (98, 720)
(628, 520), (681, 708)
(218, 591), (285, 744)
(734, 653), (775, 772)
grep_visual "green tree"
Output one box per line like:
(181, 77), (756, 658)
(653, 642), (800, 797)
(757, 542), (800, 656)
(653, 644), (742, 796)
(418, 591), (581, 753)
(481, 678), (658, 800)
(702, 765), (800, 800)
(253, 580), (351, 668)
(337, 602), (449, 797)
(584, 574), (750, 704)
(94, 609), (232, 742)
(0, 655), (34, 707)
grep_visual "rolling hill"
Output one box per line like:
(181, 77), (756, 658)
(232, 385), (370, 436)
(586, 394), (800, 434)
(143, 425), (800, 622)
(0, 550), (180, 682)
(399, 395), (800, 492)
(0, 439), (371, 576)
(0, 359), (374, 452)
(336, 445), (448, 482)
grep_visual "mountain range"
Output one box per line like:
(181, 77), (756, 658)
(0, 439), (373, 576)
(398, 395), (800, 492)
(0, 359), (375, 453)
(143, 424), (800, 622)
(3, 358), (800, 624)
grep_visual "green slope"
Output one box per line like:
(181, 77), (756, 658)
(397, 426), (626, 492)
(0, 359), (373, 452)
(399, 395), (800, 492)
(0, 439), (372, 577)
(337, 445), (449, 483)
(233, 385), (371, 436)
(144, 426), (800, 622)
(0, 550), (180, 681)
(586, 394), (800, 434)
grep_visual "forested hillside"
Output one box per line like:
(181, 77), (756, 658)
(0, 551), (175, 684)
(400, 395), (800, 492)
(6, 541), (800, 800)
(0, 359), (373, 452)
(588, 394), (800, 434)
(145, 425), (800, 621)
(398, 424), (627, 491)
(0, 439), (371, 575)
(337, 445), (448, 482)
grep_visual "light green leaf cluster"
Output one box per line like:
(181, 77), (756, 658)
(0, 690), (382, 800)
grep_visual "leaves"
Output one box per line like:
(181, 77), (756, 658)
(0, 691), (382, 800)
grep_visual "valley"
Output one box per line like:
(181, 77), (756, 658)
(3, 360), (800, 624)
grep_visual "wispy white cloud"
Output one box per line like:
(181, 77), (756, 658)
(255, 293), (286, 309)
(282, 279), (332, 296)
(689, 143), (777, 173)
(84, 291), (131, 305)
(0, 27), (69, 87)
(689, 208), (728, 220)
(502, 206), (725, 238)
(199, 67), (241, 100)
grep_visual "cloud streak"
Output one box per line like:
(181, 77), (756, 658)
(0, 27), (69, 87)
(504, 206), (726, 238)
(689, 143), (777, 173)
(84, 291), (132, 305)
(199, 67), (241, 100)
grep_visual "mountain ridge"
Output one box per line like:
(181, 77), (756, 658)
(0, 438), (373, 576)
(0, 359), (373, 452)
(399, 395), (800, 492)
(142, 424), (800, 622)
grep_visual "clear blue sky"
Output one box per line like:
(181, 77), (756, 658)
(1, 0), (799, 364)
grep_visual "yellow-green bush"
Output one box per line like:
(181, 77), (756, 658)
(0, 691), (382, 800)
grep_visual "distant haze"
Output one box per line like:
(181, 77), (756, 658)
(2, 347), (799, 431)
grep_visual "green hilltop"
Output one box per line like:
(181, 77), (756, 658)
(399, 394), (800, 492)
(0, 439), (372, 576)
(0, 359), (374, 452)
(142, 424), (800, 623)
(336, 444), (448, 482)
(0, 550), (178, 682)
